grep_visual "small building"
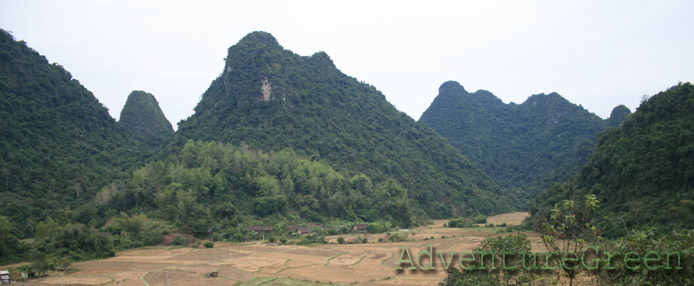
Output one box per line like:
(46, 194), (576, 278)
(297, 227), (313, 235)
(352, 224), (367, 233)
(288, 224), (300, 234)
(0, 270), (9, 284)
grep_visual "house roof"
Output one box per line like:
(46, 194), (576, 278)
(354, 224), (367, 230)
(288, 224), (300, 231)
(298, 227), (313, 233)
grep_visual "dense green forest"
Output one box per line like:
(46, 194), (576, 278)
(0, 30), (151, 238)
(119, 90), (173, 147)
(419, 81), (628, 202)
(113, 140), (415, 229)
(530, 83), (694, 238)
(1, 140), (417, 265)
(172, 32), (519, 218)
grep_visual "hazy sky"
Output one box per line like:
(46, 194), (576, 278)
(2, 0), (693, 128)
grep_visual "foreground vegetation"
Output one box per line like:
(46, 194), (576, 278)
(442, 194), (693, 286)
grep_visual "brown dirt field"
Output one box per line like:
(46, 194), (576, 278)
(283, 248), (343, 257)
(144, 270), (232, 286)
(216, 265), (254, 281)
(487, 211), (529, 226)
(105, 271), (148, 286)
(24, 212), (546, 286)
(37, 276), (112, 285)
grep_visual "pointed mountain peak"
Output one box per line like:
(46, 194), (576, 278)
(606, 104), (631, 126)
(524, 92), (571, 106)
(309, 51), (336, 69)
(236, 31), (282, 49)
(119, 90), (173, 146)
(439, 81), (467, 95)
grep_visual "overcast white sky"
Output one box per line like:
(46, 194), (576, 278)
(1, 0), (693, 128)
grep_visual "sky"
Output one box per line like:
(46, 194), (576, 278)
(1, 0), (693, 128)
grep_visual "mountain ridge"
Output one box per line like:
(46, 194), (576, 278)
(172, 32), (518, 217)
(419, 81), (620, 202)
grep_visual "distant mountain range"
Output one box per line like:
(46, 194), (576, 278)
(419, 81), (630, 202)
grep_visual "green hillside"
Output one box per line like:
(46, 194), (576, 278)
(0, 30), (146, 237)
(172, 32), (517, 217)
(530, 83), (694, 237)
(419, 81), (618, 202)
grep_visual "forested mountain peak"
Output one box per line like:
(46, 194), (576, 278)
(434, 81), (505, 110)
(0, 29), (147, 236)
(119, 90), (173, 147)
(237, 31), (281, 48)
(606, 104), (632, 126)
(420, 82), (608, 203)
(439, 80), (467, 94)
(175, 32), (517, 217)
(308, 51), (336, 69)
(521, 92), (574, 111)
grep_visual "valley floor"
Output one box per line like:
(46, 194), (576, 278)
(8, 212), (537, 286)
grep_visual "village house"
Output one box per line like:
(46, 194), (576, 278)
(288, 224), (300, 235)
(352, 223), (367, 233)
(0, 270), (9, 284)
(297, 227), (313, 235)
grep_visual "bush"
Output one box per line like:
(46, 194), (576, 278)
(473, 214), (487, 224)
(203, 241), (214, 248)
(337, 236), (345, 244)
(386, 233), (407, 242)
(448, 218), (473, 228)
(173, 236), (192, 246)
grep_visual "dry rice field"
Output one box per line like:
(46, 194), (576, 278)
(13, 212), (536, 286)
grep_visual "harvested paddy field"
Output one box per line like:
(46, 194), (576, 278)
(14, 212), (536, 286)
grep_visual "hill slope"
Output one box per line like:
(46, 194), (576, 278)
(419, 81), (614, 201)
(119, 90), (173, 147)
(173, 32), (516, 217)
(0, 30), (145, 236)
(531, 83), (694, 237)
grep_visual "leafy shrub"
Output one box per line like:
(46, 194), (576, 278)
(203, 241), (214, 248)
(473, 214), (487, 224)
(448, 218), (474, 228)
(173, 236), (192, 246)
